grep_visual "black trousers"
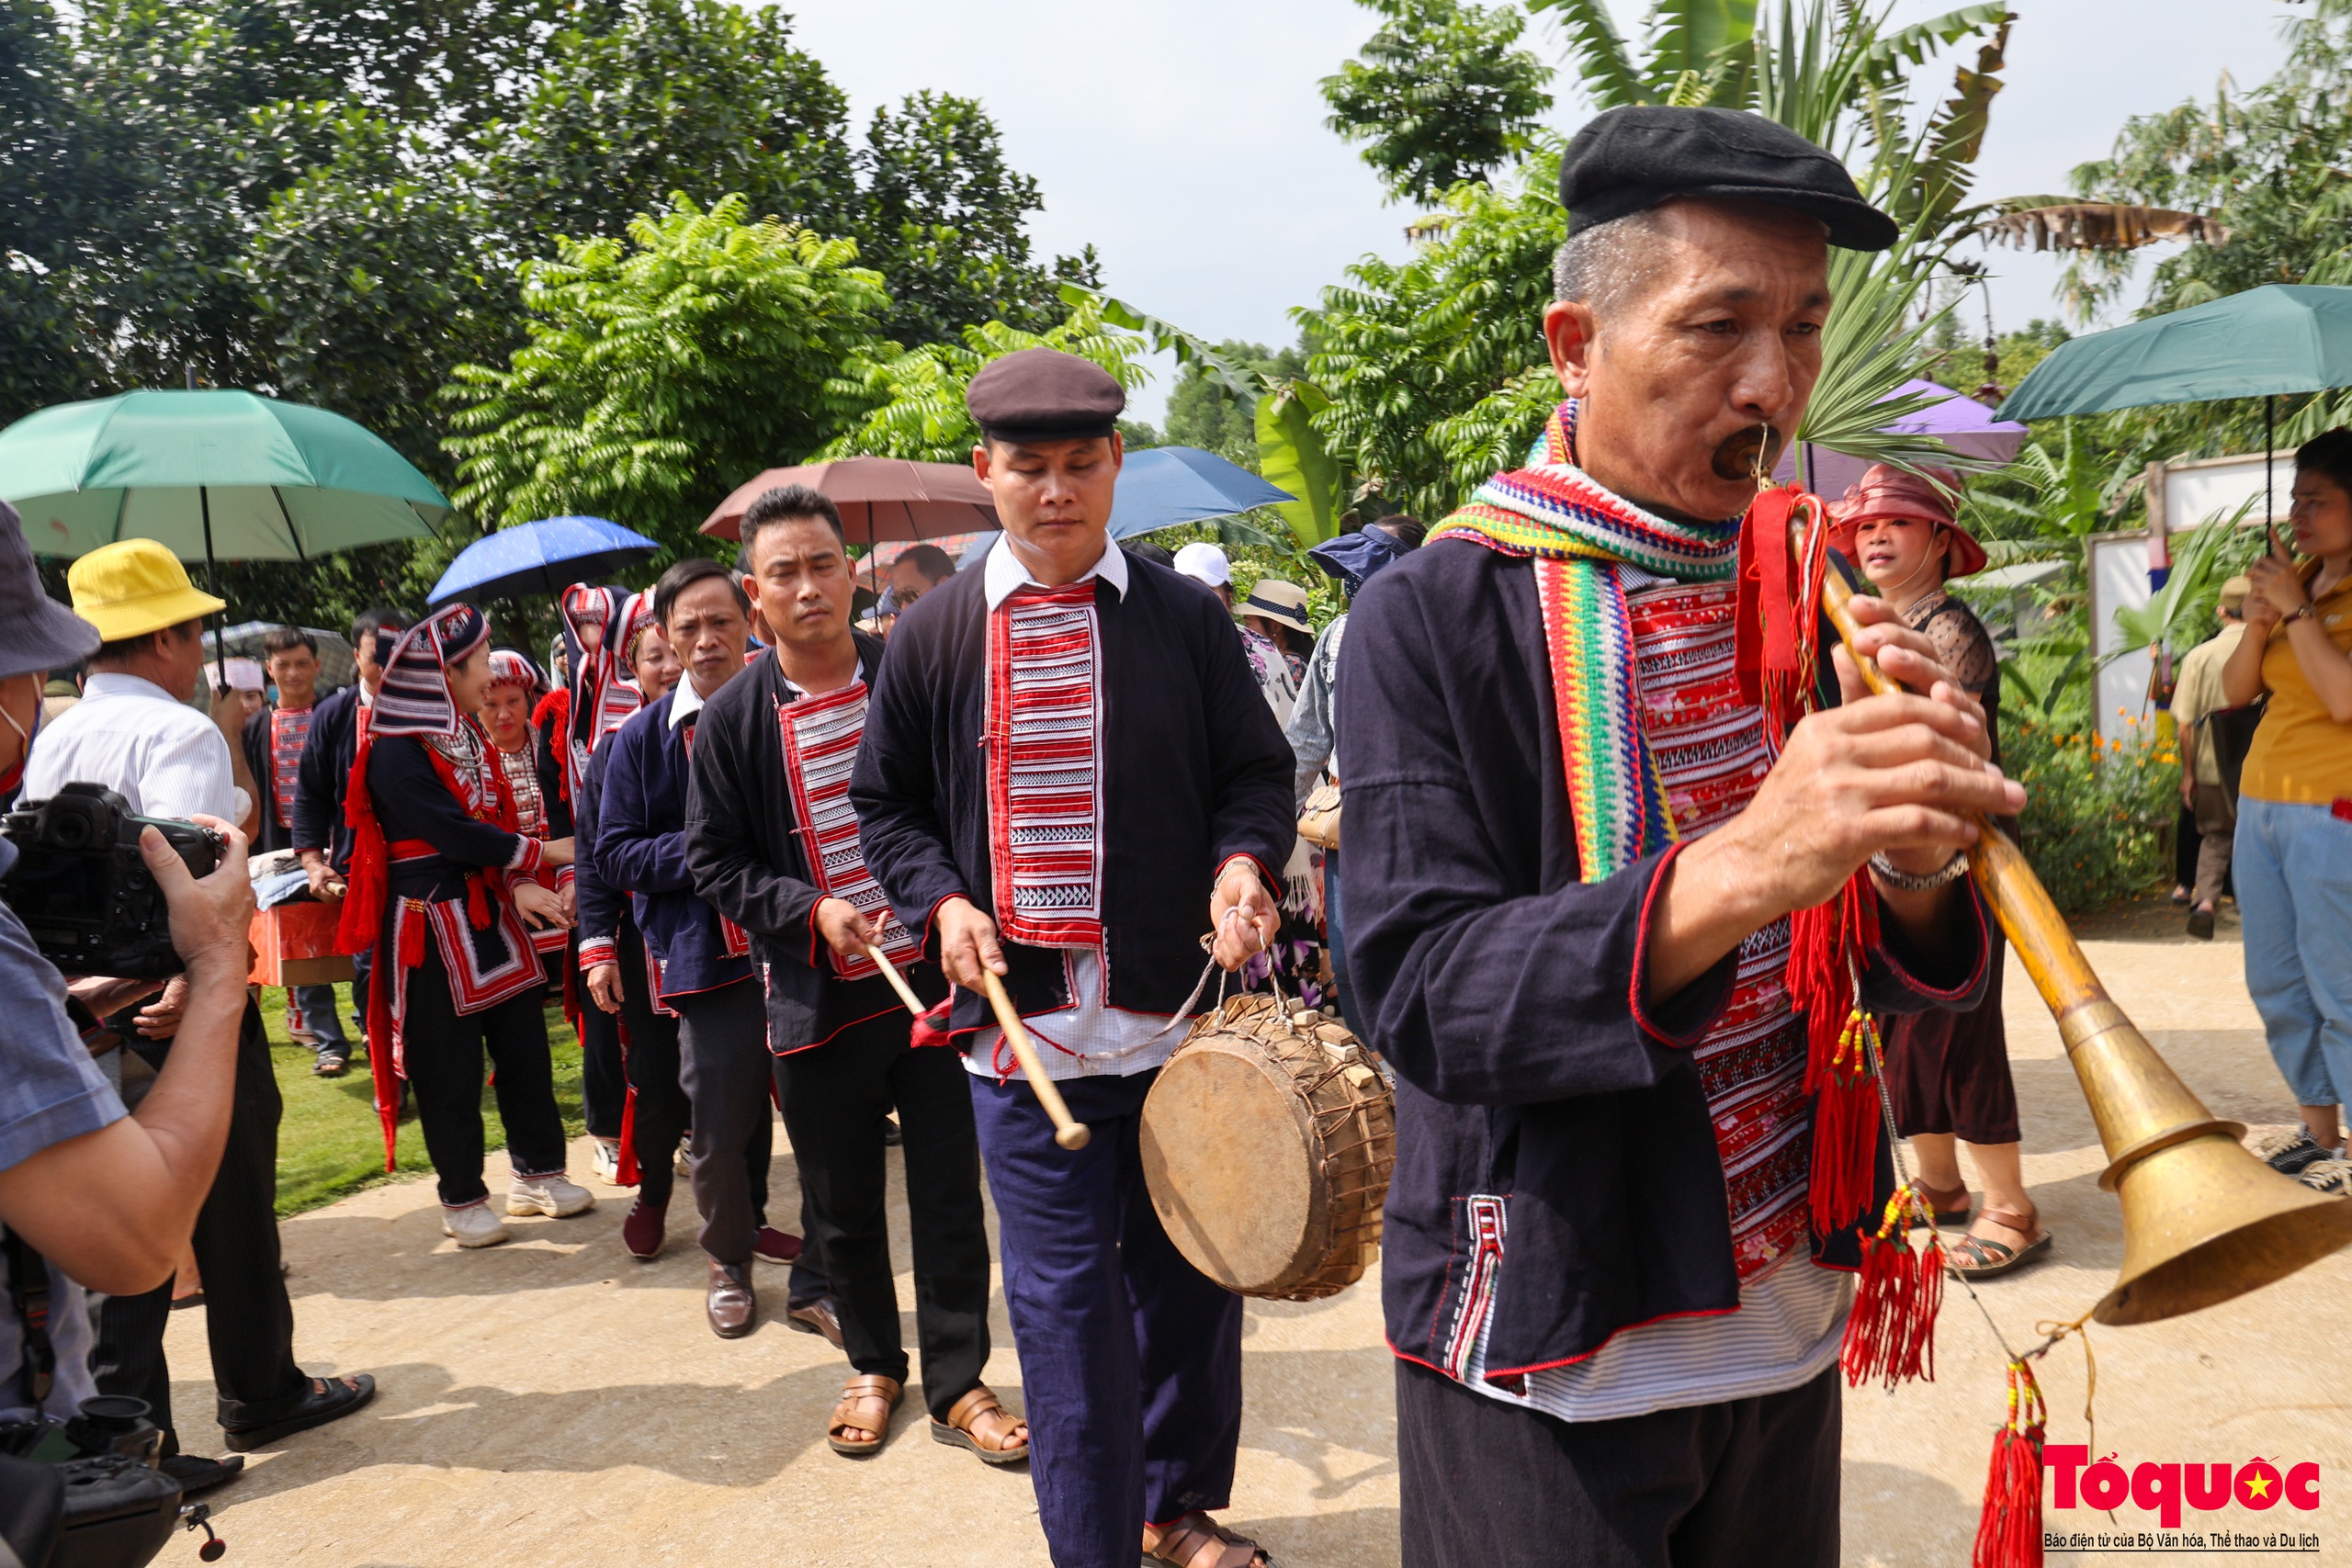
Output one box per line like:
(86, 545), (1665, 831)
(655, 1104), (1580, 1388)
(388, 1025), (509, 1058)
(571, 938), (627, 1140)
(614, 922), (687, 1212)
(351, 944), (373, 1049)
(401, 954), (567, 1207)
(676, 979), (775, 1267)
(1395, 1358), (1840, 1568)
(775, 1011), (990, 1420)
(93, 999), (306, 1448)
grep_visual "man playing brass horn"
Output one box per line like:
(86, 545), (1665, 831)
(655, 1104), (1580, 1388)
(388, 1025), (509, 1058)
(1338, 106), (2024, 1565)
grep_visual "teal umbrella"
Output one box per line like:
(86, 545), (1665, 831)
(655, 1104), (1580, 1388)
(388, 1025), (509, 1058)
(0, 389), (450, 684)
(0, 389), (449, 561)
(1999, 285), (2352, 523)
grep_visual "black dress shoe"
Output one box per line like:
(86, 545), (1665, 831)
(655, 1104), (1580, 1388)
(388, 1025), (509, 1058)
(160, 1453), (243, 1495)
(2187, 907), (2217, 941)
(881, 1116), (902, 1147)
(707, 1261), (757, 1339)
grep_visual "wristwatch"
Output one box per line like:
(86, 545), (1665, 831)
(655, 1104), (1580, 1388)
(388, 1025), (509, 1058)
(2282, 603), (2314, 626)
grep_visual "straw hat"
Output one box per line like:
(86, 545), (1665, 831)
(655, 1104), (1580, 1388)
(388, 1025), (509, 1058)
(1240, 579), (1312, 635)
(66, 538), (226, 642)
(2219, 575), (2251, 615)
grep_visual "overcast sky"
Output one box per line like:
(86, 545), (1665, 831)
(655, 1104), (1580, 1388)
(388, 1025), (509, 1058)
(791, 0), (2298, 423)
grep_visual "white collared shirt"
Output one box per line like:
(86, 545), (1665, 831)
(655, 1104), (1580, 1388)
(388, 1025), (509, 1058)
(968, 533), (1174, 1081)
(25, 672), (248, 825)
(980, 532), (1129, 611)
(667, 676), (708, 731)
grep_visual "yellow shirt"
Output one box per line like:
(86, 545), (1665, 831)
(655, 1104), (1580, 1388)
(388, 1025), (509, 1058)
(2171, 622), (2247, 787)
(2241, 563), (2352, 805)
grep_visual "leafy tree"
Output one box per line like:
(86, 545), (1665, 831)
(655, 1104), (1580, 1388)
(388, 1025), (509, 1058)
(855, 92), (1099, 344)
(1321, 0), (1554, 204)
(477, 0), (858, 255)
(444, 196), (891, 557)
(816, 300), (1148, 466)
(1163, 340), (1309, 468)
(252, 112), (509, 479)
(2061, 4), (2352, 320)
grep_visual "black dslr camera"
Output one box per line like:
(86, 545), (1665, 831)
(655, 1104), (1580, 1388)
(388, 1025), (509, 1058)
(0, 1397), (221, 1567)
(0, 785), (223, 979)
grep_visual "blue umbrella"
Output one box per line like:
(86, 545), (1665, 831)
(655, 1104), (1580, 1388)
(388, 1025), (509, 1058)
(956, 446), (1295, 567)
(427, 515), (661, 606)
(1108, 447), (1294, 536)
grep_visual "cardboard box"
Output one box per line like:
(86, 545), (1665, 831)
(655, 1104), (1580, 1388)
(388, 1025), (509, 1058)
(248, 901), (354, 988)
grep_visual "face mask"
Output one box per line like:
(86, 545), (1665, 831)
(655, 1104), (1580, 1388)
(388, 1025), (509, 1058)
(0, 690), (41, 807)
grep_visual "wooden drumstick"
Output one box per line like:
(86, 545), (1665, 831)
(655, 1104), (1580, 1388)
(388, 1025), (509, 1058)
(864, 942), (925, 1016)
(980, 970), (1091, 1151)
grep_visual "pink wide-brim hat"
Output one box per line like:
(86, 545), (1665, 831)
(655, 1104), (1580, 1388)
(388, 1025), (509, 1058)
(1826, 464), (1986, 579)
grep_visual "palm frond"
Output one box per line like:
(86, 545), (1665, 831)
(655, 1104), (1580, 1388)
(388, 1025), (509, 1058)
(1526, 0), (1648, 108)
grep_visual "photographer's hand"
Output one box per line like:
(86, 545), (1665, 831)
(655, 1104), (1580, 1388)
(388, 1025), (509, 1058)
(0, 816), (255, 1295)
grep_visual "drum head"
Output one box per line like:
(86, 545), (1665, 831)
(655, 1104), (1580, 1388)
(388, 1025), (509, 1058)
(1141, 1041), (1318, 1294)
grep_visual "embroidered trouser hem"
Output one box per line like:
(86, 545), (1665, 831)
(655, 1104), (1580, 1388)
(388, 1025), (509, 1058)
(970, 1068), (1243, 1568)
(402, 953), (565, 1207)
(1395, 1357), (1839, 1568)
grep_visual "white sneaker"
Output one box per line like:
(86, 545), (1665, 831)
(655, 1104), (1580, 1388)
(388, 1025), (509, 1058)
(443, 1201), (512, 1248)
(508, 1172), (595, 1218)
(591, 1139), (621, 1184)
(675, 1140), (694, 1178)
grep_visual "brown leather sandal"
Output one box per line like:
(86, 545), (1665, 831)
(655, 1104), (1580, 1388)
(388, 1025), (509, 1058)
(1142, 1511), (1278, 1568)
(826, 1373), (902, 1457)
(1947, 1207), (2052, 1279)
(1908, 1177), (1972, 1230)
(930, 1383), (1030, 1466)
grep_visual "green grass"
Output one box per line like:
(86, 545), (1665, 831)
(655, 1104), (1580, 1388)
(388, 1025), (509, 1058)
(256, 983), (586, 1217)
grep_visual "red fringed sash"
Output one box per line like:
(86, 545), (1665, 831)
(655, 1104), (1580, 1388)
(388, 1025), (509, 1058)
(1736, 484), (1883, 1238)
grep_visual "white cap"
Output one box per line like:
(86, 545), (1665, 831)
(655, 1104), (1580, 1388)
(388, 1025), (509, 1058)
(1172, 541), (1232, 588)
(223, 657), (266, 693)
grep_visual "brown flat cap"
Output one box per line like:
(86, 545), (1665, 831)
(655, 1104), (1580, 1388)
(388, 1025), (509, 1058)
(966, 348), (1125, 444)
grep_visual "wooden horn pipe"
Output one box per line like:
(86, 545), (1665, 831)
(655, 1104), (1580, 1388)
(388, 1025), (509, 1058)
(1817, 554), (2352, 1324)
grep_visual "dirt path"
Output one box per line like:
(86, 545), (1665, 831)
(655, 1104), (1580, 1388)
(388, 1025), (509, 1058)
(176, 923), (2346, 1567)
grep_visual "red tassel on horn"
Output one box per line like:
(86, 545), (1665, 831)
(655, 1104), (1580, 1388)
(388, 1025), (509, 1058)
(1841, 1183), (1944, 1390)
(1973, 1359), (2048, 1568)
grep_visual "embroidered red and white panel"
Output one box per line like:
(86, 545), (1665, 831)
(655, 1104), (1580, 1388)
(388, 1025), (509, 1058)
(779, 683), (921, 982)
(268, 705), (312, 830)
(986, 582), (1106, 948)
(1627, 577), (1809, 1284)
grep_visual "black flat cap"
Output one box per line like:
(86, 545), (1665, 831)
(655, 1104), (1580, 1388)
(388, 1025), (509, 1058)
(966, 348), (1125, 444)
(1560, 107), (1896, 253)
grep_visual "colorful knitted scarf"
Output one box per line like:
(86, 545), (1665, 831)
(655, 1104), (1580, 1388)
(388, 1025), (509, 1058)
(1430, 400), (1744, 880)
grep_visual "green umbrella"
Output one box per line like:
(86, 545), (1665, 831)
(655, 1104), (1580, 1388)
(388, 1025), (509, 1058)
(0, 389), (449, 561)
(0, 389), (450, 684)
(1999, 284), (2352, 521)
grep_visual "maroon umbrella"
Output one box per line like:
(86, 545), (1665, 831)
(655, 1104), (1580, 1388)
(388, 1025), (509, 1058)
(700, 457), (997, 544)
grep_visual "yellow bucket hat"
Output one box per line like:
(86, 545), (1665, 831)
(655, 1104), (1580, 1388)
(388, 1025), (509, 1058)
(67, 539), (227, 643)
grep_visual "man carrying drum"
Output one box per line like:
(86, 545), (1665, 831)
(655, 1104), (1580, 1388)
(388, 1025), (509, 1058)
(853, 349), (1297, 1568)
(1338, 107), (2021, 1566)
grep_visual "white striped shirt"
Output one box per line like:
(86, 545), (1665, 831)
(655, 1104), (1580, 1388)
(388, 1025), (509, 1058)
(1463, 1251), (1849, 1423)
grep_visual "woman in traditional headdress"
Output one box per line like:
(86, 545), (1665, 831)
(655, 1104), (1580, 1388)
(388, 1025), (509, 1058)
(340, 604), (591, 1250)
(1833, 464), (2046, 1278)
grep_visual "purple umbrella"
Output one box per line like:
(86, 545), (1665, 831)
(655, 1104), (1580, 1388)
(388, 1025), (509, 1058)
(1775, 379), (2030, 498)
